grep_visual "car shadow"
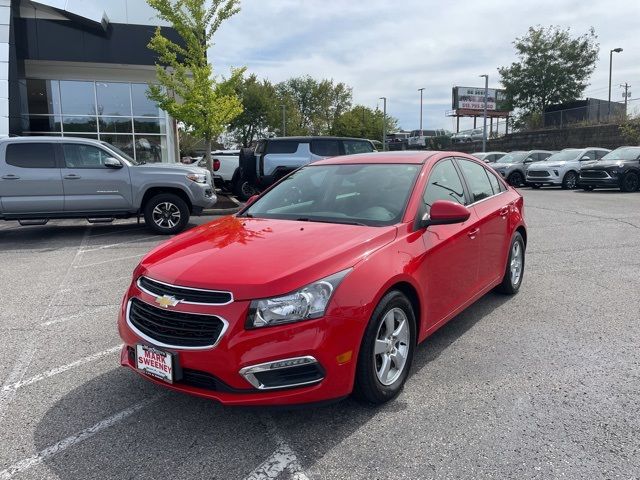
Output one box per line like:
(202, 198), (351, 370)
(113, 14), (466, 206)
(34, 292), (510, 479)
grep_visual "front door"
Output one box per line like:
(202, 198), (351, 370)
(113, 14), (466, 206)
(61, 143), (133, 212)
(0, 142), (64, 214)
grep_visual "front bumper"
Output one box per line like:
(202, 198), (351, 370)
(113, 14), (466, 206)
(189, 182), (218, 211)
(578, 172), (620, 188)
(117, 282), (359, 406)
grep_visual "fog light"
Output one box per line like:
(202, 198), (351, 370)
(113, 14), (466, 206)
(553, 170), (559, 176)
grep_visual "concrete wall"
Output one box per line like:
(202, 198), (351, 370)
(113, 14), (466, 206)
(0, 0), (9, 135)
(453, 124), (631, 153)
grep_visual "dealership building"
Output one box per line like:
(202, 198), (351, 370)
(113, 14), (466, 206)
(1, 0), (182, 163)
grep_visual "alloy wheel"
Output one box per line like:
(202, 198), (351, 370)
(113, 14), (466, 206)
(510, 241), (523, 286)
(152, 202), (181, 229)
(623, 173), (639, 192)
(510, 172), (524, 187)
(565, 172), (577, 189)
(374, 308), (410, 386)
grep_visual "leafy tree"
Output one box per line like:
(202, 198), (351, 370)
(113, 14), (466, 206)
(498, 26), (599, 120)
(146, 0), (244, 173)
(229, 74), (280, 147)
(331, 105), (398, 141)
(620, 117), (640, 145)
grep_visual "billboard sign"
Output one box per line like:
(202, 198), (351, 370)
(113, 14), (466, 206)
(452, 86), (510, 112)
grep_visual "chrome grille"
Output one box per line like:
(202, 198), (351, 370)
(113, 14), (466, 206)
(137, 276), (233, 305)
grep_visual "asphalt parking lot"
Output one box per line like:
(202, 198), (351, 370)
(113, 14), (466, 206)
(1, 188), (639, 480)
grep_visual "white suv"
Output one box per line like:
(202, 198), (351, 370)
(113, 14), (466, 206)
(526, 147), (610, 189)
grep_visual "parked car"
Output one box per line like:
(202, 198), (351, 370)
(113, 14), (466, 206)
(526, 147), (610, 189)
(386, 132), (410, 151)
(472, 151), (507, 163)
(233, 136), (375, 200)
(578, 146), (640, 192)
(491, 150), (554, 186)
(407, 129), (450, 149)
(452, 128), (484, 144)
(0, 137), (216, 234)
(118, 151), (527, 406)
(197, 150), (239, 191)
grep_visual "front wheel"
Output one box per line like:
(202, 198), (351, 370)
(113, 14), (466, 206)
(143, 193), (190, 235)
(353, 291), (416, 405)
(508, 171), (524, 187)
(620, 172), (640, 192)
(495, 232), (525, 295)
(233, 175), (258, 201)
(562, 171), (578, 189)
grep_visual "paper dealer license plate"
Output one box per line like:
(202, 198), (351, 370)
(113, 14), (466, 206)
(136, 344), (173, 383)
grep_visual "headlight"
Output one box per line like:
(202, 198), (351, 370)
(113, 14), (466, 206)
(186, 173), (207, 184)
(246, 269), (352, 329)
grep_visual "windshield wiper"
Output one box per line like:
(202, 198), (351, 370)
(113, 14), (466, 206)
(296, 217), (367, 226)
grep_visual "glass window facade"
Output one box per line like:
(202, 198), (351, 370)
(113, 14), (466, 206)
(19, 79), (171, 163)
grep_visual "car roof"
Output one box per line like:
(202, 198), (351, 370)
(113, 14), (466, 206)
(259, 136), (372, 142)
(0, 136), (101, 144)
(313, 151), (440, 165)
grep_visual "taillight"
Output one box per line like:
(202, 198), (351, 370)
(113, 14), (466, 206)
(213, 159), (220, 171)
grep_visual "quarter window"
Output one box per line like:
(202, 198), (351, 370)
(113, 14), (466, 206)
(311, 140), (340, 156)
(457, 159), (494, 202)
(422, 159), (466, 213)
(485, 169), (502, 194)
(266, 140), (299, 154)
(62, 144), (113, 169)
(343, 140), (373, 155)
(5, 143), (56, 168)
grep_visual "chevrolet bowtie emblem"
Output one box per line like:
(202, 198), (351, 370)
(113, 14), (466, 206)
(155, 294), (180, 308)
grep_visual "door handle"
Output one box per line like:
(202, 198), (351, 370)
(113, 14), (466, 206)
(467, 228), (480, 239)
(1, 174), (20, 180)
(64, 174), (81, 180)
(499, 206), (509, 217)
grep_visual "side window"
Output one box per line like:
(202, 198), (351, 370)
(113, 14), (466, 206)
(595, 150), (608, 160)
(538, 152), (551, 161)
(266, 140), (299, 154)
(457, 158), (494, 203)
(62, 144), (113, 169)
(5, 143), (56, 168)
(310, 140), (340, 157)
(343, 140), (373, 155)
(583, 150), (597, 160)
(255, 140), (266, 155)
(422, 159), (466, 213)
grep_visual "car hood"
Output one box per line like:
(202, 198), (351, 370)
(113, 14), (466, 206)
(582, 160), (628, 169)
(542, 161), (569, 168)
(494, 163), (516, 169)
(138, 216), (398, 300)
(133, 163), (209, 175)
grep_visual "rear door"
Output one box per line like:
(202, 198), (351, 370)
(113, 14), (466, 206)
(342, 139), (375, 155)
(61, 142), (133, 212)
(456, 157), (510, 289)
(0, 142), (64, 214)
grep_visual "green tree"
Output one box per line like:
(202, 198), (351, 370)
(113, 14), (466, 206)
(146, 0), (244, 173)
(498, 26), (599, 122)
(332, 105), (398, 141)
(229, 74), (280, 147)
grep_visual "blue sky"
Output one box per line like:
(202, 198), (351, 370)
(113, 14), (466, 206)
(209, 0), (640, 132)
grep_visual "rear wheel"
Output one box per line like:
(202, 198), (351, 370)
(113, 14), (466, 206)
(620, 172), (640, 192)
(233, 175), (258, 201)
(508, 171), (524, 187)
(562, 171), (578, 189)
(495, 232), (525, 295)
(143, 193), (190, 235)
(353, 291), (416, 405)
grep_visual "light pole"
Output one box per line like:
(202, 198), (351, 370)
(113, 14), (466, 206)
(281, 104), (286, 136)
(379, 96), (387, 151)
(608, 48), (623, 118)
(480, 74), (488, 153)
(418, 88), (425, 133)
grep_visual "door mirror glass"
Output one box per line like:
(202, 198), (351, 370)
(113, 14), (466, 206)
(420, 200), (471, 228)
(104, 157), (123, 169)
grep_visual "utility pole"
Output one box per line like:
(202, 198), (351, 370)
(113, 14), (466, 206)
(621, 83), (631, 115)
(379, 97), (387, 151)
(418, 88), (425, 133)
(281, 104), (286, 136)
(608, 48), (623, 118)
(480, 74), (488, 153)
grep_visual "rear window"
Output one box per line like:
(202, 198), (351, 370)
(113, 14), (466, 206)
(311, 139), (340, 156)
(266, 140), (299, 154)
(5, 143), (56, 168)
(343, 140), (373, 155)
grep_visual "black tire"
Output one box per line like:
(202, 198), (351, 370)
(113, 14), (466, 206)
(496, 232), (525, 295)
(353, 290), (416, 405)
(531, 183), (542, 189)
(232, 175), (258, 201)
(508, 171), (524, 187)
(143, 193), (190, 235)
(562, 171), (578, 190)
(582, 186), (594, 191)
(620, 172), (640, 193)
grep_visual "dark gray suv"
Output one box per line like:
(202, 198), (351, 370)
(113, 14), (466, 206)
(0, 137), (217, 234)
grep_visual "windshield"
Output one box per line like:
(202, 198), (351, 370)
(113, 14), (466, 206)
(602, 147), (640, 161)
(546, 150), (580, 162)
(101, 141), (139, 165)
(495, 152), (526, 164)
(242, 163), (420, 227)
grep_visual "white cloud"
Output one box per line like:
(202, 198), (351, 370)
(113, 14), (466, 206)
(209, 0), (640, 131)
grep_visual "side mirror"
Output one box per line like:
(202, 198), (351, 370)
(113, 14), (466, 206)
(104, 157), (123, 169)
(524, 157), (534, 163)
(419, 200), (471, 229)
(580, 155), (590, 161)
(245, 195), (259, 206)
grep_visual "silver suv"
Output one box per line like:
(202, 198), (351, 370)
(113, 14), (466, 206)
(0, 137), (216, 234)
(526, 147), (610, 189)
(491, 150), (554, 186)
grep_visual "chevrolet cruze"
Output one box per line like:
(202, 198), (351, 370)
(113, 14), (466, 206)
(118, 151), (527, 406)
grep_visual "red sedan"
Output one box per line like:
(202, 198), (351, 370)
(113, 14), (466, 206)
(118, 151), (526, 406)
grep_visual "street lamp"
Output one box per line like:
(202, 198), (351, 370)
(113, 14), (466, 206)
(479, 74), (488, 153)
(608, 47), (623, 117)
(281, 104), (286, 136)
(379, 97), (387, 151)
(418, 88), (425, 133)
